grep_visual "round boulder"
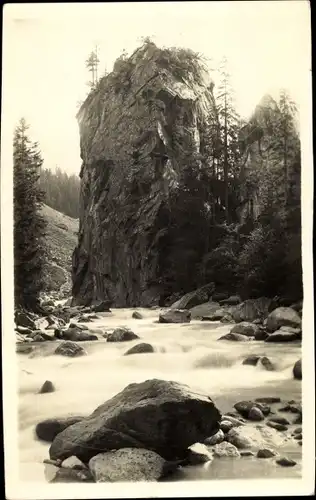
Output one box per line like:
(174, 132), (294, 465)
(54, 341), (87, 357)
(293, 359), (302, 380)
(124, 343), (154, 355)
(39, 380), (55, 394)
(266, 307), (301, 333)
(107, 327), (140, 342)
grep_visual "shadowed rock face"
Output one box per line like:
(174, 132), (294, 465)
(72, 42), (216, 307)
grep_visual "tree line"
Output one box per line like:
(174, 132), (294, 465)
(39, 166), (80, 219)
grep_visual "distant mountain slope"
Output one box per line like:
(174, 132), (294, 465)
(41, 204), (79, 297)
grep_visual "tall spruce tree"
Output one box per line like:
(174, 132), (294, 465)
(13, 118), (47, 311)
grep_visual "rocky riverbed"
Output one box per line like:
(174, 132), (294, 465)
(16, 302), (302, 483)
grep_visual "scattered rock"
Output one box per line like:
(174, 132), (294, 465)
(48, 466), (93, 483)
(15, 325), (33, 335)
(221, 415), (244, 427)
(297, 440), (302, 446)
(242, 355), (260, 366)
(61, 456), (87, 470)
(91, 301), (112, 313)
(257, 448), (276, 458)
(231, 297), (272, 323)
(43, 458), (62, 467)
(211, 292), (229, 302)
(202, 310), (226, 321)
(124, 343), (154, 355)
(269, 416), (290, 425)
(226, 428), (253, 449)
(234, 401), (270, 418)
(276, 457), (297, 467)
(189, 301), (221, 319)
(293, 414), (302, 424)
(159, 309), (191, 324)
(259, 356), (275, 371)
(227, 425), (286, 450)
(88, 448), (166, 482)
(254, 328), (269, 341)
(240, 450), (255, 457)
(54, 341), (87, 357)
(266, 421), (288, 432)
(33, 334), (46, 342)
(293, 433), (302, 440)
(15, 310), (36, 329)
(218, 333), (250, 342)
(266, 307), (301, 333)
(293, 427), (302, 434)
(39, 380), (55, 394)
(132, 311), (143, 319)
(255, 397), (281, 404)
(293, 359), (302, 380)
(230, 322), (259, 337)
(220, 420), (234, 433)
(248, 407), (265, 421)
(36, 416), (85, 442)
(265, 330), (301, 343)
(185, 445), (213, 465)
(49, 379), (221, 462)
(107, 327), (140, 342)
(62, 327), (98, 342)
(220, 314), (235, 324)
(170, 283), (215, 310)
(204, 429), (225, 445)
(219, 295), (241, 306)
(212, 441), (240, 458)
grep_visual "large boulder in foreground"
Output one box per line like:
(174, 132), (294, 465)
(266, 307), (301, 333)
(170, 283), (215, 310)
(49, 379), (221, 462)
(88, 448), (166, 482)
(159, 309), (191, 323)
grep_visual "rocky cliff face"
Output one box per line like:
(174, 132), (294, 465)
(72, 42), (217, 307)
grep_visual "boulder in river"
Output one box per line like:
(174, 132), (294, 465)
(265, 330), (300, 342)
(107, 327), (140, 342)
(248, 407), (265, 421)
(212, 441), (240, 458)
(259, 356), (275, 371)
(15, 310), (37, 329)
(242, 355), (260, 366)
(170, 283), (215, 310)
(124, 343), (154, 355)
(257, 448), (277, 458)
(218, 333), (250, 342)
(132, 311), (143, 319)
(91, 300), (112, 313)
(204, 429), (225, 445)
(54, 341), (87, 357)
(39, 380), (55, 394)
(89, 448), (166, 482)
(49, 379), (221, 462)
(230, 322), (259, 337)
(15, 325), (33, 335)
(189, 301), (221, 319)
(226, 425), (286, 450)
(293, 359), (302, 380)
(266, 307), (301, 333)
(36, 416), (85, 442)
(266, 421), (288, 432)
(254, 328), (269, 341)
(159, 309), (191, 324)
(276, 457), (297, 467)
(61, 327), (98, 342)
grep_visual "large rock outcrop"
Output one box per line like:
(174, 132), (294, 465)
(72, 41), (217, 307)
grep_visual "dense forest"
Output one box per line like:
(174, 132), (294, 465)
(39, 167), (80, 219)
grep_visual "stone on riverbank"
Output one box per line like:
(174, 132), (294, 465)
(49, 379), (221, 463)
(266, 307), (301, 333)
(212, 441), (240, 458)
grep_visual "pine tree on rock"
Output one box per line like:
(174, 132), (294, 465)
(13, 118), (47, 311)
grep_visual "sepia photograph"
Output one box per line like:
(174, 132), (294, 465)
(1, 1), (314, 498)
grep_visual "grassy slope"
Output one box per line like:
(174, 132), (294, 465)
(41, 204), (79, 296)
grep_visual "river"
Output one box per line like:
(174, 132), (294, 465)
(17, 307), (302, 482)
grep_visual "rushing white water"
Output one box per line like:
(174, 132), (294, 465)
(18, 307), (302, 482)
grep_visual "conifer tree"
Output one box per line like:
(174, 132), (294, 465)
(13, 118), (47, 311)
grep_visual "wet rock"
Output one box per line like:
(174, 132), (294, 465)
(212, 441), (240, 458)
(54, 341), (87, 357)
(293, 427), (302, 434)
(211, 292), (229, 302)
(227, 425), (286, 450)
(43, 458), (62, 467)
(255, 397), (281, 404)
(88, 448), (166, 482)
(266, 307), (301, 333)
(226, 428), (253, 449)
(124, 343), (154, 355)
(33, 334), (46, 342)
(91, 301), (112, 313)
(234, 401), (270, 418)
(276, 457), (297, 467)
(132, 311), (143, 319)
(293, 359), (302, 380)
(254, 328), (269, 341)
(39, 380), (55, 394)
(230, 322), (259, 337)
(48, 466), (93, 483)
(240, 450), (255, 457)
(220, 314), (235, 324)
(259, 356), (275, 371)
(76, 315), (93, 323)
(159, 309), (191, 324)
(221, 415), (244, 427)
(49, 379), (221, 462)
(248, 407), (265, 421)
(170, 283), (215, 310)
(107, 327), (140, 342)
(204, 429), (225, 445)
(15, 325), (33, 335)
(202, 310), (226, 321)
(298, 440), (302, 446)
(293, 414), (302, 424)
(293, 433), (302, 440)
(266, 421), (288, 432)
(185, 445), (213, 465)
(265, 330), (301, 342)
(61, 327), (98, 342)
(257, 448), (276, 458)
(218, 333), (250, 342)
(219, 295), (241, 306)
(242, 355), (260, 366)
(61, 456), (87, 470)
(36, 416), (85, 442)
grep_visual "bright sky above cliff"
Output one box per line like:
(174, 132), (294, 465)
(2, 1), (311, 174)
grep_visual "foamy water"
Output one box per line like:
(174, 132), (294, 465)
(18, 308), (302, 482)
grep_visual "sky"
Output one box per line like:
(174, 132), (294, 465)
(2, 1), (311, 175)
